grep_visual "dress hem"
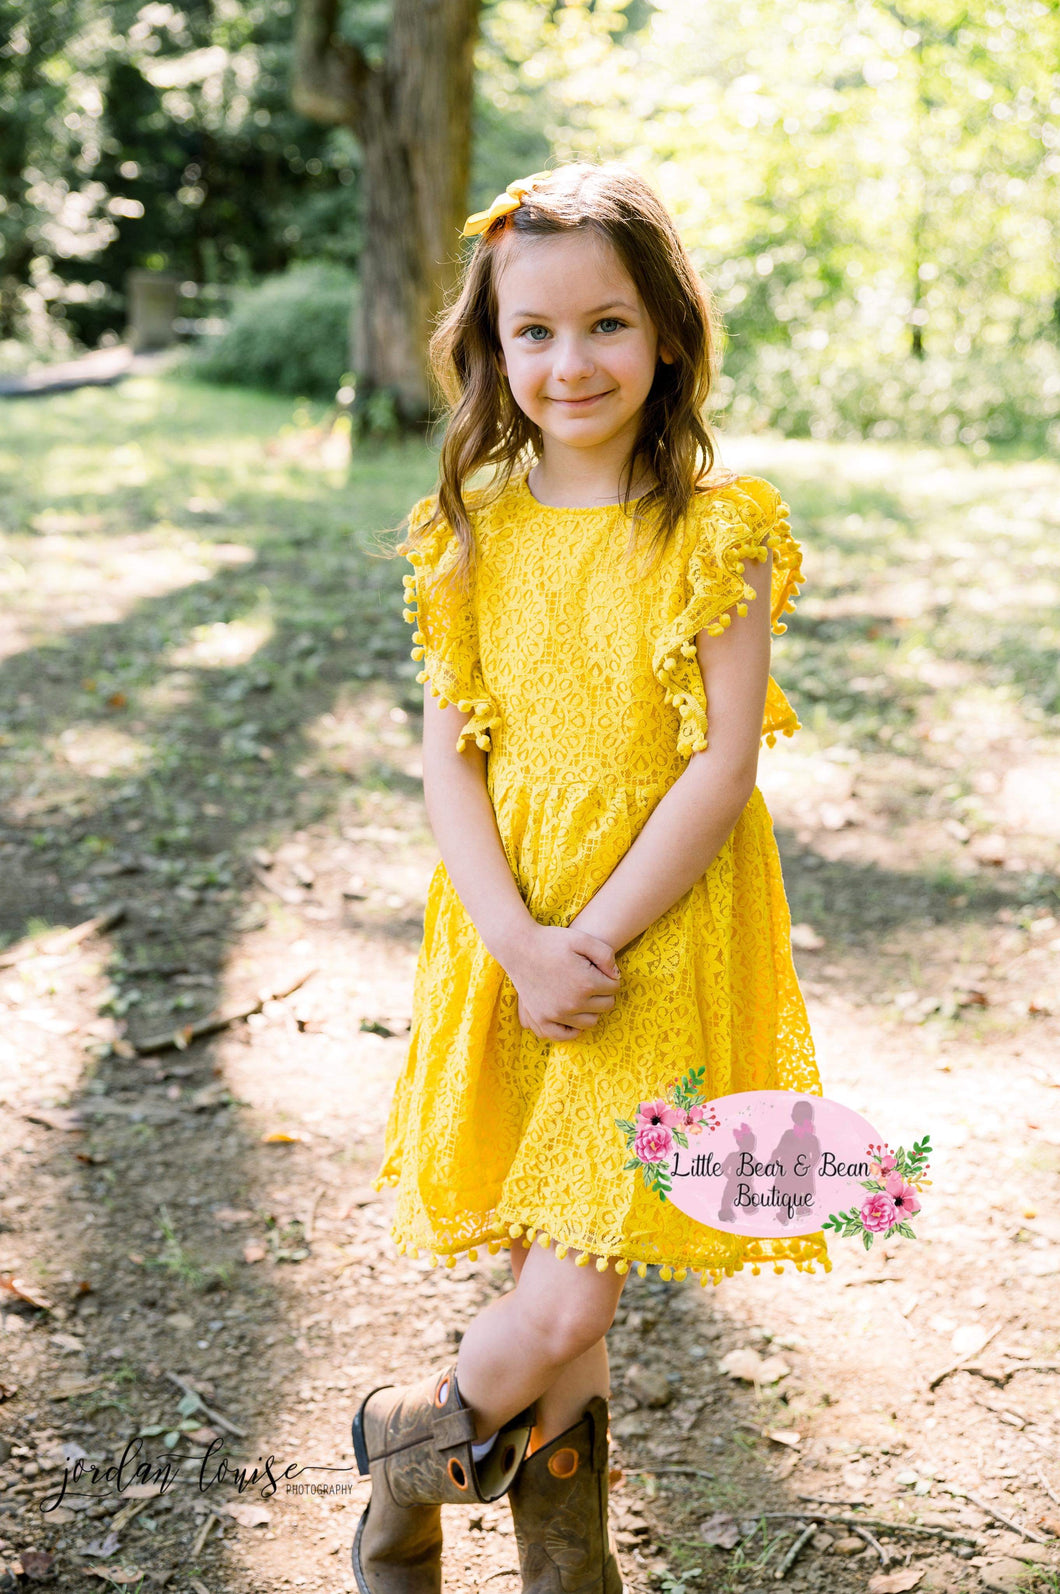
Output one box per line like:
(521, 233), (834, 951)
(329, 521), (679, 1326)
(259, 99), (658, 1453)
(370, 1172), (832, 1287)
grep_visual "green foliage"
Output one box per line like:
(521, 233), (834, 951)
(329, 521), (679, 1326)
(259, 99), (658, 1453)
(190, 264), (357, 400)
(484, 0), (1060, 448)
(718, 341), (1060, 451)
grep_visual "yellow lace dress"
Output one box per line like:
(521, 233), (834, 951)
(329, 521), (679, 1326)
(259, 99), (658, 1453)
(372, 467), (832, 1287)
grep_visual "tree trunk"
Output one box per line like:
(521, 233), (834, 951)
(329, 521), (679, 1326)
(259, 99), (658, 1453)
(293, 0), (480, 432)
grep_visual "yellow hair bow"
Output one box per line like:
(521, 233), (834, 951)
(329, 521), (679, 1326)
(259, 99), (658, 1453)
(460, 170), (553, 238)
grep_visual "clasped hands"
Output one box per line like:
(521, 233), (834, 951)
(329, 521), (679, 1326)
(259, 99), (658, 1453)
(506, 922), (621, 1041)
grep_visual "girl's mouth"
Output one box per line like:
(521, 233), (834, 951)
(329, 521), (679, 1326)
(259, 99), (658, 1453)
(551, 391), (612, 407)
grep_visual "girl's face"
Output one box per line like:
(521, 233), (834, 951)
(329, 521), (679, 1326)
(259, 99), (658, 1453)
(494, 230), (673, 463)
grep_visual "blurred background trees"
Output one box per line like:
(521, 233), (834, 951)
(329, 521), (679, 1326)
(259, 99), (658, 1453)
(1, 0), (1056, 447)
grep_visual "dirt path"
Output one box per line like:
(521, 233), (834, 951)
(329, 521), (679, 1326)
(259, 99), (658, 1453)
(1, 779), (1059, 1594)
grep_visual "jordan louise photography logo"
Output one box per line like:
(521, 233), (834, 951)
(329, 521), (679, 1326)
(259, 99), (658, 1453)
(34, 1434), (358, 1516)
(616, 1074), (932, 1249)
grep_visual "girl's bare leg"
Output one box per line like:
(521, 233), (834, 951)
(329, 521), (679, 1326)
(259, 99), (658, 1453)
(507, 1239), (613, 1452)
(454, 1238), (628, 1445)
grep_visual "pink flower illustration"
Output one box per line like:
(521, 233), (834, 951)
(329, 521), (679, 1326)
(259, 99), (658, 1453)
(868, 1150), (897, 1180)
(861, 1192), (898, 1233)
(636, 1098), (684, 1130)
(634, 1123), (674, 1164)
(884, 1172), (921, 1216)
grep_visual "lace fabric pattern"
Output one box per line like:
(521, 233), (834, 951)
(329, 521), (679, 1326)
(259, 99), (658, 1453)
(379, 470), (831, 1286)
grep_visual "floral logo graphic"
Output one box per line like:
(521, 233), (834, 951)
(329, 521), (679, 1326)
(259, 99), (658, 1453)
(822, 1135), (932, 1249)
(615, 1067), (719, 1203)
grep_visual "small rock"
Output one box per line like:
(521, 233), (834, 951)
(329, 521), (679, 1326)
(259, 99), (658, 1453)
(612, 1414), (649, 1440)
(812, 1532), (835, 1551)
(993, 1539), (1055, 1565)
(623, 1364), (673, 1408)
(832, 1536), (868, 1555)
(979, 1557), (1038, 1593)
(717, 1347), (790, 1385)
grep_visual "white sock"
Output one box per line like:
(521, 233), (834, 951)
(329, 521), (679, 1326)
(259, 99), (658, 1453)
(471, 1432), (498, 1461)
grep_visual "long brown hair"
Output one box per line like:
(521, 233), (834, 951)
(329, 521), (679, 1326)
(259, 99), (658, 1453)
(395, 159), (733, 591)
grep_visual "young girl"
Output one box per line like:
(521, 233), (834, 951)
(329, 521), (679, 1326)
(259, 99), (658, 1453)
(350, 161), (831, 1594)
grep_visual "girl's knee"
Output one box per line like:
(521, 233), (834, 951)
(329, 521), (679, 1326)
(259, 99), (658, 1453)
(517, 1246), (623, 1361)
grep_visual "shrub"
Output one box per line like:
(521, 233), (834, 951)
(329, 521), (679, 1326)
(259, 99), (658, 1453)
(715, 339), (1060, 454)
(190, 262), (357, 399)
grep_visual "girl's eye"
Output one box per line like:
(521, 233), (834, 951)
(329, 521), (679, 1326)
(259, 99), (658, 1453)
(517, 318), (627, 341)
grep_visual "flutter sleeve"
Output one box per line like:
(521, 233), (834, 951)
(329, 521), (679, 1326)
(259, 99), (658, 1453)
(402, 495), (502, 755)
(651, 476), (807, 758)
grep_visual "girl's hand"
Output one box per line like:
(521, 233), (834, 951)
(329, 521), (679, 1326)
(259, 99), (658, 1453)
(509, 925), (620, 1041)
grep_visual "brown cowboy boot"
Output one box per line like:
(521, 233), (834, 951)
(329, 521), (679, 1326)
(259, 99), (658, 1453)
(506, 1395), (624, 1593)
(350, 1361), (535, 1594)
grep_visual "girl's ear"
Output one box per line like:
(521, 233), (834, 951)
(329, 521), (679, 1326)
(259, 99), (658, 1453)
(659, 344), (676, 365)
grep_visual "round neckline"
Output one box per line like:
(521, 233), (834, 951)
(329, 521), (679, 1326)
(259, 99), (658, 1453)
(518, 468), (651, 513)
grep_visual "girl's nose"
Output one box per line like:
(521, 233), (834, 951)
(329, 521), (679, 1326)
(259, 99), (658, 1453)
(550, 337), (596, 381)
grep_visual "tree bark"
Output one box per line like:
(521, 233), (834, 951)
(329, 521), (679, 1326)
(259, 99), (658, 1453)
(292, 0), (480, 430)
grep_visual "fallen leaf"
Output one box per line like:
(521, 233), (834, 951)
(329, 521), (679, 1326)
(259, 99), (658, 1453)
(757, 1355), (792, 1384)
(85, 1568), (146, 1585)
(869, 1571), (925, 1593)
(214, 1207), (255, 1226)
(698, 1510), (741, 1549)
(718, 1348), (764, 1382)
(19, 1550), (55, 1580)
(80, 1532), (121, 1558)
(52, 1375), (103, 1399)
(50, 1331), (87, 1353)
(0, 1275), (53, 1311)
(262, 1131), (304, 1144)
(223, 1501), (271, 1527)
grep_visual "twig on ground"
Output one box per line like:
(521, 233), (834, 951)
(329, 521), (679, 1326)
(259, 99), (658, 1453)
(1037, 1468), (1060, 1507)
(795, 1494), (870, 1507)
(134, 969), (316, 1055)
(951, 1489), (1050, 1543)
(850, 1522), (890, 1566)
(107, 1494), (156, 1534)
(773, 1521), (816, 1579)
(304, 1185), (327, 1244)
(163, 1371), (247, 1438)
(927, 1321), (1004, 1391)
(738, 1512), (979, 1546)
(625, 1465), (715, 1481)
(190, 1511), (220, 1558)
(0, 905), (125, 968)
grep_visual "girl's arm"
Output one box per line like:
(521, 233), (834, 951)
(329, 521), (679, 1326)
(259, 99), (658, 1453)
(567, 548), (774, 955)
(419, 686), (538, 968)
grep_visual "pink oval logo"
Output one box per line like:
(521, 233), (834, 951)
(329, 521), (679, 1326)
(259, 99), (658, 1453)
(662, 1091), (883, 1237)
